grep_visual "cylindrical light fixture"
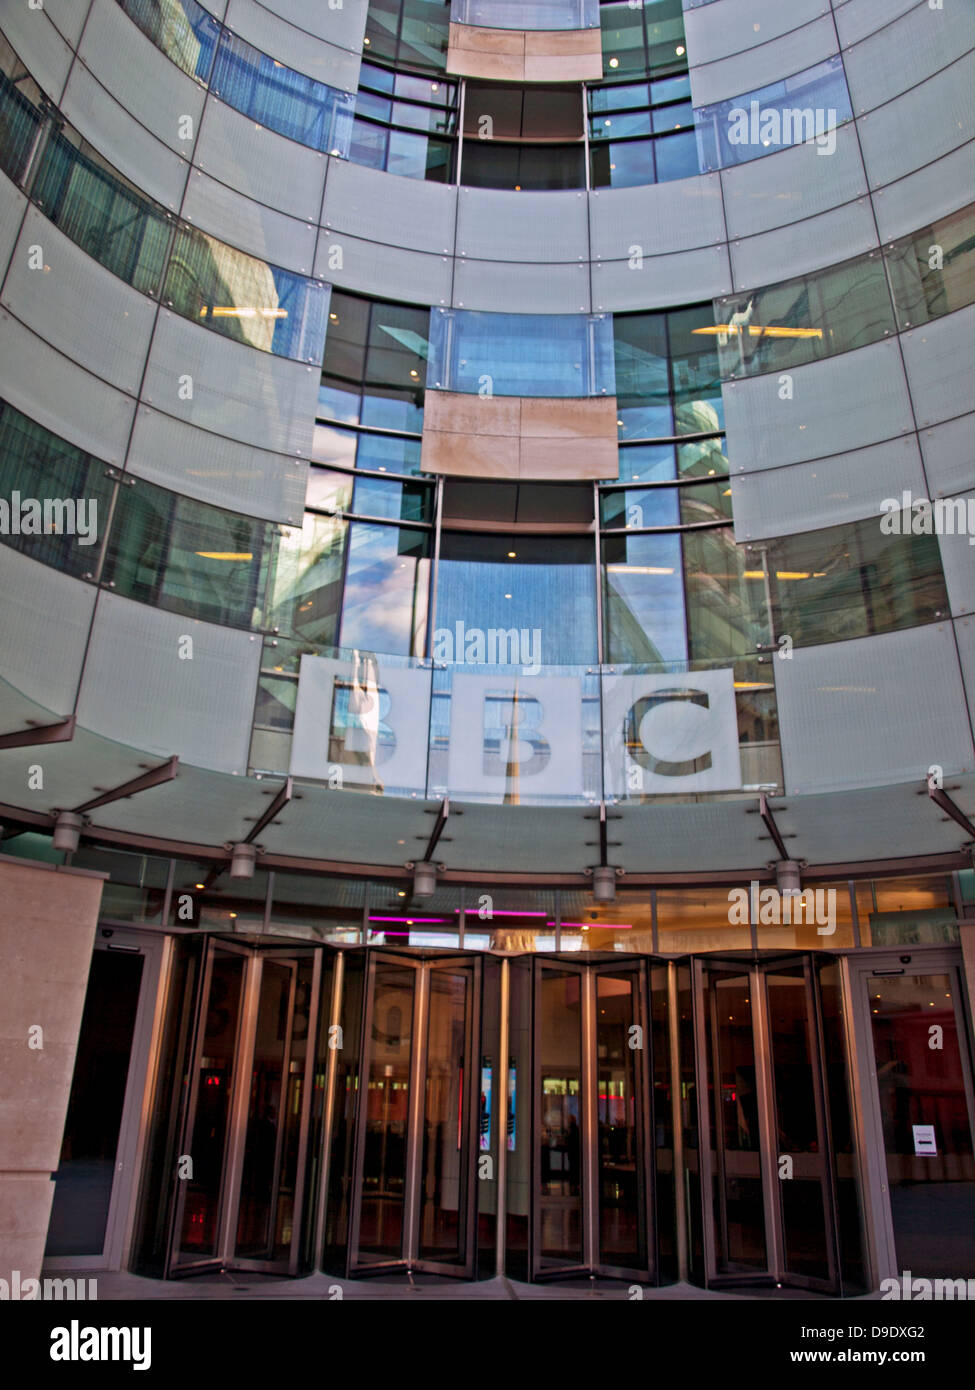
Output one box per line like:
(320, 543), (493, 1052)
(229, 843), (257, 880)
(413, 860), (437, 898)
(52, 811), (84, 853)
(775, 860), (802, 896)
(592, 865), (616, 904)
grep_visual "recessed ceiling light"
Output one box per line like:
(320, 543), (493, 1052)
(195, 883), (205, 890)
(609, 57), (619, 68)
(504, 592), (512, 599)
(676, 45), (685, 56)
(507, 550), (516, 558)
(329, 312), (338, 321)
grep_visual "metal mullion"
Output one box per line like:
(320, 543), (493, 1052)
(667, 961), (688, 1282)
(705, 969), (731, 1278)
(752, 965), (784, 1283)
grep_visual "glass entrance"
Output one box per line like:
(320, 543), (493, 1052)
(532, 961), (652, 1281)
(167, 939), (321, 1276)
(856, 953), (975, 1280)
(44, 929), (161, 1270)
(347, 953), (480, 1276)
(695, 954), (841, 1291)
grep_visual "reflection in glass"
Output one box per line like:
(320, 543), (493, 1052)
(45, 951), (144, 1256)
(358, 964), (415, 1262)
(539, 970), (584, 1266)
(868, 973), (975, 1278)
(767, 969), (830, 1280)
(339, 522), (430, 656)
(175, 951), (245, 1263)
(419, 972), (471, 1263)
(596, 973), (646, 1269)
(712, 252), (895, 378)
(428, 309), (616, 398)
(709, 974), (767, 1271)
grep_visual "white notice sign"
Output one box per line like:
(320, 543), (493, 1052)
(912, 1124), (937, 1156)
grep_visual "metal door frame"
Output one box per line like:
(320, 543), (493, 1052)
(166, 938), (321, 1278)
(43, 927), (164, 1273)
(694, 952), (842, 1293)
(531, 957), (655, 1283)
(843, 946), (975, 1290)
(346, 950), (482, 1278)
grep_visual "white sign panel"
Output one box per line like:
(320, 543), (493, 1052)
(912, 1124), (937, 1156)
(290, 654), (430, 792)
(602, 668), (742, 796)
(445, 673), (584, 799)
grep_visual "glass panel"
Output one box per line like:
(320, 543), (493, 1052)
(613, 313), (671, 436)
(590, 111), (653, 140)
(710, 972), (767, 1271)
(436, 532), (597, 667)
(452, 0), (600, 28)
(596, 972), (646, 1269)
(855, 875), (957, 947)
(657, 890), (751, 952)
(601, 1), (649, 76)
(766, 968), (830, 1280)
(357, 963), (415, 1262)
(603, 531), (686, 665)
(210, 30), (354, 154)
(45, 951), (144, 1256)
(352, 475), (433, 523)
(0, 60), (45, 184)
(418, 970), (471, 1264)
(654, 128), (700, 181)
(69, 847), (169, 924)
(33, 129), (171, 296)
(117, 0), (221, 82)
(339, 522), (430, 656)
(0, 403), (113, 578)
(885, 202), (975, 331)
(766, 519), (948, 647)
(819, 962), (866, 1293)
(268, 511), (347, 649)
(165, 225), (329, 362)
(591, 137), (656, 189)
(868, 973), (975, 1278)
(175, 950), (245, 1263)
(235, 960), (293, 1259)
(684, 527), (769, 661)
(356, 432), (424, 476)
(695, 56), (852, 171)
(306, 465), (355, 514)
(103, 482), (269, 629)
(428, 309), (616, 398)
(616, 444), (676, 484)
(601, 486), (680, 529)
(589, 81), (650, 115)
(539, 969), (584, 1267)
(712, 252), (895, 379)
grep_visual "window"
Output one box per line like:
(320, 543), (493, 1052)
(765, 519), (949, 648)
(711, 251), (896, 379)
(436, 532), (598, 666)
(428, 309), (616, 397)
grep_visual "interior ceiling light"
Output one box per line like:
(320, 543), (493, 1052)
(692, 325), (823, 340)
(609, 57), (619, 67)
(195, 552), (253, 561)
(199, 307), (287, 320)
(606, 565), (674, 575)
(676, 45), (685, 55)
